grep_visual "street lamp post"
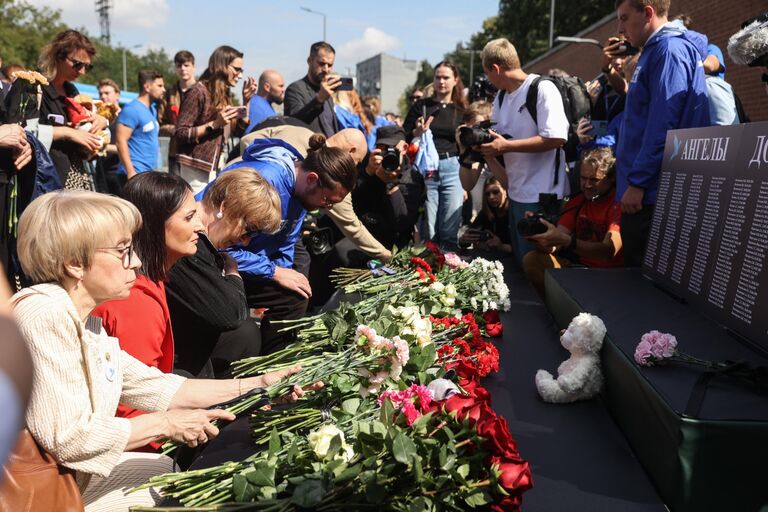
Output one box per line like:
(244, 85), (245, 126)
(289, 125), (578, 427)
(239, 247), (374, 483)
(300, 6), (327, 41)
(121, 44), (142, 92)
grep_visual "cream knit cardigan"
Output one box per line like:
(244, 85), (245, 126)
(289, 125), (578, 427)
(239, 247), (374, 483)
(12, 283), (185, 480)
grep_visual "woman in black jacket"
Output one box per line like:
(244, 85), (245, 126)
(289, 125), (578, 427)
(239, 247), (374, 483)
(166, 168), (281, 377)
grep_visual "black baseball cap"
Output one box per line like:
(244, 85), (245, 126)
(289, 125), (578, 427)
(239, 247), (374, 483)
(376, 125), (406, 146)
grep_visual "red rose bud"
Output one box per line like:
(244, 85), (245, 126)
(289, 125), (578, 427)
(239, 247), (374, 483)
(491, 455), (534, 495)
(478, 414), (519, 457)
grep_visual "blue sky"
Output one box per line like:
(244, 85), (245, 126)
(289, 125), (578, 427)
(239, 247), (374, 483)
(31, 0), (499, 87)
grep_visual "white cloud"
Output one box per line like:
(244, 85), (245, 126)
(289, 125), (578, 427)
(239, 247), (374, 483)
(26, 0), (169, 31)
(337, 27), (400, 63)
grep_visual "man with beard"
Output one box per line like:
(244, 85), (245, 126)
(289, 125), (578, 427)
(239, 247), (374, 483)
(284, 42), (340, 137)
(245, 69), (286, 133)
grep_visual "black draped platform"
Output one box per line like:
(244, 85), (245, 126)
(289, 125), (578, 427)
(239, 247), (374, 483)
(190, 261), (667, 511)
(545, 267), (768, 512)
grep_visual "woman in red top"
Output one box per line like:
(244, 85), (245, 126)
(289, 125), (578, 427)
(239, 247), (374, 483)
(93, 173), (204, 427)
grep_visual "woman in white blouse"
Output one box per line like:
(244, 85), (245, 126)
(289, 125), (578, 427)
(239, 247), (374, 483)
(11, 190), (314, 512)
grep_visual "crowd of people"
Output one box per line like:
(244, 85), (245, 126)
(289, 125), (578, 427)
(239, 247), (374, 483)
(0, 0), (766, 510)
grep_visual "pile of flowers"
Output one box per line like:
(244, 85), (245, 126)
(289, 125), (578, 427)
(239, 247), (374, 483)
(137, 244), (530, 511)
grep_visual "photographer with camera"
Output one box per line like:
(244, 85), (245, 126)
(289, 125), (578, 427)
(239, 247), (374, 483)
(521, 147), (623, 297)
(284, 42), (341, 137)
(459, 177), (512, 255)
(352, 125), (425, 251)
(478, 38), (570, 266)
(457, 101), (508, 193)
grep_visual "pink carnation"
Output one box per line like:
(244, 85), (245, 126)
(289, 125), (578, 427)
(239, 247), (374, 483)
(401, 400), (420, 426)
(393, 336), (410, 365)
(444, 252), (469, 269)
(635, 330), (678, 366)
(412, 385), (433, 410)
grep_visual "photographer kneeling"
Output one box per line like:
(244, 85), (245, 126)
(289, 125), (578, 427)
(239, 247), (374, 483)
(522, 147), (623, 297)
(352, 125), (425, 252)
(459, 177), (513, 255)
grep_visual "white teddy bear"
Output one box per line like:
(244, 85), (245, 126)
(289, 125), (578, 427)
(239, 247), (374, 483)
(535, 313), (607, 403)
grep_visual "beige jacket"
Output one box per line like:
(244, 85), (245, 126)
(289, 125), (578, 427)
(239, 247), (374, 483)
(230, 125), (390, 260)
(12, 283), (185, 479)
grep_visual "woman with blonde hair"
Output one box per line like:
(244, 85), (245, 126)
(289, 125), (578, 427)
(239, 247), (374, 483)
(37, 29), (109, 189)
(174, 45), (257, 193)
(11, 190), (309, 511)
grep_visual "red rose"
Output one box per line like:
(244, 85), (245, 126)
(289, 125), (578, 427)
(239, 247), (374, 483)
(478, 414), (518, 456)
(490, 495), (523, 512)
(491, 455), (532, 491)
(483, 310), (501, 324)
(485, 322), (503, 337)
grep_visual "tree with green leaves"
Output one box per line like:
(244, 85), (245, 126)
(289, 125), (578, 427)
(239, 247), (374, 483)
(0, 0), (175, 93)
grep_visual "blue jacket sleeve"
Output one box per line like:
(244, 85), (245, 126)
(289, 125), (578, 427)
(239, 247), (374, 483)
(627, 48), (694, 190)
(226, 245), (276, 280)
(270, 215), (302, 269)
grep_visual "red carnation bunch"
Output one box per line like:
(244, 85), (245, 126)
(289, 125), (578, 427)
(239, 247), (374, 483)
(410, 257), (436, 283)
(423, 240), (446, 270)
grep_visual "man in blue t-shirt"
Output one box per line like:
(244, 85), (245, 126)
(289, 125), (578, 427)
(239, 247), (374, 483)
(245, 70), (285, 134)
(115, 70), (164, 179)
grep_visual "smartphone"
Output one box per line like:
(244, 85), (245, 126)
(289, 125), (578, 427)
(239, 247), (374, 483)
(337, 77), (354, 91)
(422, 105), (441, 120)
(587, 120), (609, 138)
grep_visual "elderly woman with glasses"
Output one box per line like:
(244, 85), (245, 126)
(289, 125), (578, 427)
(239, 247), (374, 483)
(92, 171), (283, 419)
(11, 190), (312, 511)
(37, 29), (109, 190)
(174, 45), (257, 193)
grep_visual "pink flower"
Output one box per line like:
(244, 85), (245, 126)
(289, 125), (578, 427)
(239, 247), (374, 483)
(393, 336), (410, 365)
(401, 400), (420, 425)
(412, 385), (433, 410)
(444, 252), (469, 269)
(635, 330), (678, 366)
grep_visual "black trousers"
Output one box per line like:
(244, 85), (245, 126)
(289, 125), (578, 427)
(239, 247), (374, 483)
(620, 205), (655, 267)
(243, 241), (311, 354)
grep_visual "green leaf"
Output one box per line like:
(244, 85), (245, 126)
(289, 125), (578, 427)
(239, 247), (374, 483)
(245, 461), (276, 487)
(336, 463), (362, 483)
(268, 427), (281, 457)
(456, 464), (470, 480)
(286, 435), (300, 464)
(391, 431), (417, 465)
(418, 343), (436, 371)
(412, 454), (423, 483)
(463, 489), (492, 507)
(365, 480), (387, 503)
(409, 496), (435, 512)
(232, 474), (257, 502)
(291, 478), (325, 508)
(341, 397), (361, 415)
(380, 397), (395, 424)
(326, 433), (342, 460)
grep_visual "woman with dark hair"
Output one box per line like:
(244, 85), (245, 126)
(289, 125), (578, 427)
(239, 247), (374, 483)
(37, 29), (109, 190)
(459, 177), (513, 254)
(174, 46), (257, 193)
(403, 61), (466, 250)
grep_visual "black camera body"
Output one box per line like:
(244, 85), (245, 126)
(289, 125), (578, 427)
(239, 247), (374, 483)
(616, 42), (639, 56)
(516, 193), (560, 237)
(459, 123), (494, 147)
(381, 146), (401, 172)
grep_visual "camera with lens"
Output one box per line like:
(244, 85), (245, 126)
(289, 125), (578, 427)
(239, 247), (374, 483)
(468, 74), (498, 103)
(615, 41), (639, 56)
(380, 145), (401, 173)
(516, 193), (561, 237)
(301, 212), (334, 256)
(459, 122), (494, 147)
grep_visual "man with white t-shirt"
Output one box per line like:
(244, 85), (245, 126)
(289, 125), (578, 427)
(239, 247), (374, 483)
(479, 38), (569, 264)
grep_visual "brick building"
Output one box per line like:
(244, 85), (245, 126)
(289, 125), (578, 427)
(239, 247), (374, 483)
(524, 0), (766, 122)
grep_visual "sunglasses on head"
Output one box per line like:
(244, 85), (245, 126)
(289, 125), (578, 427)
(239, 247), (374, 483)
(66, 56), (93, 72)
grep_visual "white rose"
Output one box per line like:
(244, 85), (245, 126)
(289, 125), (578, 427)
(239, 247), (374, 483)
(307, 425), (354, 462)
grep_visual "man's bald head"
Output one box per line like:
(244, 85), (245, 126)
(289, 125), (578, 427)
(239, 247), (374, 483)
(258, 69), (286, 104)
(327, 128), (369, 165)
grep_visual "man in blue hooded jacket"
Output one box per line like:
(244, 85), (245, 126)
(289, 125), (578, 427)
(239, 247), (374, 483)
(199, 137), (356, 353)
(615, 0), (710, 266)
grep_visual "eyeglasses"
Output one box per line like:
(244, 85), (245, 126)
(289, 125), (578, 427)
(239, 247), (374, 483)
(98, 244), (134, 269)
(319, 186), (338, 209)
(230, 65), (244, 75)
(66, 56), (94, 73)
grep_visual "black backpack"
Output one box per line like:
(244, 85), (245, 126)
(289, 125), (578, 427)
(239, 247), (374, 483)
(497, 75), (592, 186)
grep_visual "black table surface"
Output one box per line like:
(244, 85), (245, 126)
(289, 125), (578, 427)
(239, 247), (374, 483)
(191, 260), (666, 511)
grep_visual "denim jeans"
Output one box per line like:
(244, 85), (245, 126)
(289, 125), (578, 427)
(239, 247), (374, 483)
(509, 200), (542, 267)
(424, 156), (463, 250)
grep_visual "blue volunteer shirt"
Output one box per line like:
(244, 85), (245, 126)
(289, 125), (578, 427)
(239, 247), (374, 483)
(117, 98), (159, 174)
(245, 95), (278, 134)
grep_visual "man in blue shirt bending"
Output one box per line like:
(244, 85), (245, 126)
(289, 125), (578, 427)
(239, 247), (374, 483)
(115, 70), (164, 179)
(245, 70), (285, 134)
